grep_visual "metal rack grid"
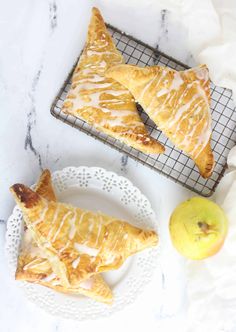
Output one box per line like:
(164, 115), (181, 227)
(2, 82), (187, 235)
(51, 24), (236, 197)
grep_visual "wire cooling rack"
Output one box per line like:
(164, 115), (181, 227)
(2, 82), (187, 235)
(51, 24), (236, 197)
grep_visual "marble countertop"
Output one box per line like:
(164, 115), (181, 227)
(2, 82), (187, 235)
(0, 1), (195, 331)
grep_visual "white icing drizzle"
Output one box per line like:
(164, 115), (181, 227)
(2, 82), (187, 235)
(32, 200), (49, 226)
(104, 253), (116, 265)
(47, 205), (60, 239)
(72, 256), (80, 269)
(156, 88), (169, 98)
(68, 209), (77, 240)
(86, 50), (118, 57)
(169, 72), (184, 90)
(76, 81), (112, 90)
(166, 93), (200, 130)
(72, 90), (135, 117)
(58, 240), (70, 254)
(62, 30), (143, 134)
(41, 273), (57, 282)
(145, 70), (168, 111)
(74, 243), (99, 257)
(73, 210), (89, 239)
(174, 83), (211, 155)
(23, 258), (47, 271)
(84, 218), (95, 243)
(105, 230), (129, 266)
(110, 223), (125, 254)
(123, 233), (128, 240)
(94, 214), (103, 247)
(139, 74), (158, 101)
(77, 74), (106, 83)
(78, 68), (90, 76)
(51, 210), (72, 243)
(174, 105), (202, 138)
(99, 60), (107, 68)
(138, 68), (211, 156)
(102, 89), (128, 96)
(147, 71), (181, 114)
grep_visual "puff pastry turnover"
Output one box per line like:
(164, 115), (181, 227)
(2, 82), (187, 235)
(11, 183), (158, 288)
(106, 64), (214, 178)
(15, 170), (113, 304)
(61, 7), (164, 154)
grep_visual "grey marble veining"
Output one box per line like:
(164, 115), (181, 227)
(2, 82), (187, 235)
(49, 0), (57, 31)
(25, 68), (43, 169)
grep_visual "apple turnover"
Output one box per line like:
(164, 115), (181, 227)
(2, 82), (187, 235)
(106, 64), (214, 178)
(15, 170), (113, 304)
(61, 7), (164, 154)
(10, 182), (158, 289)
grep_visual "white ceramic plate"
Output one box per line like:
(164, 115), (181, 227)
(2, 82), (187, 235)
(5, 166), (160, 320)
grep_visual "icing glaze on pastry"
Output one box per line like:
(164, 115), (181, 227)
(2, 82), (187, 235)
(106, 64), (214, 178)
(62, 7), (164, 154)
(11, 182), (158, 288)
(15, 170), (113, 304)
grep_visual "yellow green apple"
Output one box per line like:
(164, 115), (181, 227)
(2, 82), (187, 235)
(169, 197), (228, 260)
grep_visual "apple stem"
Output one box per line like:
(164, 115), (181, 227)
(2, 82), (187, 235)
(198, 221), (209, 234)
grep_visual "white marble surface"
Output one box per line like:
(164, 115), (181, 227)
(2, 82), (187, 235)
(0, 1), (195, 331)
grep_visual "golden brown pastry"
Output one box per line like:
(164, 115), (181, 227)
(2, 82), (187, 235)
(106, 64), (214, 178)
(61, 7), (164, 154)
(15, 170), (113, 304)
(10, 183), (158, 288)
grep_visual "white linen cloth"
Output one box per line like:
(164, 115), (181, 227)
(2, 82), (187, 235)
(164, 0), (236, 103)
(186, 148), (236, 332)
(161, 2), (236, 330)
(179, 0), (236, 104)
